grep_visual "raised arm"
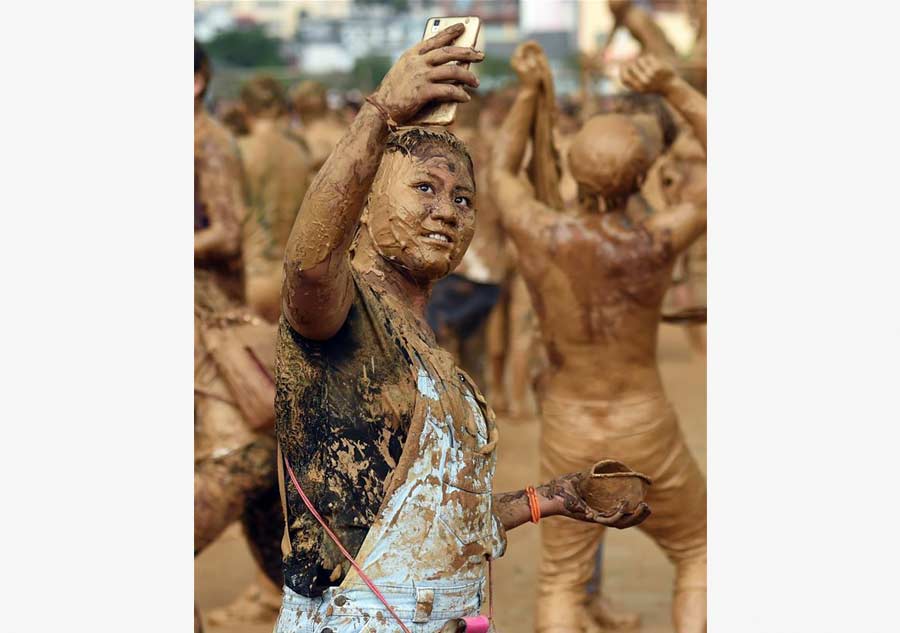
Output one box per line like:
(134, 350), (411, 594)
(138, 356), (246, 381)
(489, 44), (560, 243)
(281, 24), (483, 340)
(621, 54), (708, 253)
(621, 54), (707, 151)
(608, 0), (680, 65)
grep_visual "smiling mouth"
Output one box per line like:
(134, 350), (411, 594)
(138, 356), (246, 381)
(423, 231), (454, 245)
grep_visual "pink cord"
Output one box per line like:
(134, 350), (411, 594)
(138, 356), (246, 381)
(284, 456), (413, 633)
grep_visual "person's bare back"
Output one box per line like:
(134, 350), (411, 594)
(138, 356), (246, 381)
(517, 210), (675, 399)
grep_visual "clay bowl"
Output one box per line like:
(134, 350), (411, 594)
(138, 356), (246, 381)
(575, 460), (652, 515)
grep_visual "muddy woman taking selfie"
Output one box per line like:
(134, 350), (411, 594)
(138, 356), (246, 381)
(272, 24), (650, 633)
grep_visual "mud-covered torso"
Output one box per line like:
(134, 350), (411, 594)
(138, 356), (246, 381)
(275, 269), (498, 597)
(523, 213), (674, 347)
(519, 212), (677, 400)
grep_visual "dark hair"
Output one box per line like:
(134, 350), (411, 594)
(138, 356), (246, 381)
(385, 127), (475, 187)
(194, 40), (211, 99)
(240, 75), (288, 117)
(604, 93), (678, 150)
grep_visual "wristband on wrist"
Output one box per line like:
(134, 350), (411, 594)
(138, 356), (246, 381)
(526, 486), (541, 524)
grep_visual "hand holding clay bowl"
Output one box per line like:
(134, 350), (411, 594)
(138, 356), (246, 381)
(576, 460), (651, 516)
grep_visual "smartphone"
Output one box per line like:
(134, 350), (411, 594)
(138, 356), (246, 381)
(411, 16), (483, 126)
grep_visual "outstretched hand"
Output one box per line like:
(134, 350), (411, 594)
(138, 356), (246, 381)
(620, 54), (677, 95)
(547, 473), (650, 529)
(371, 23), (483, 125)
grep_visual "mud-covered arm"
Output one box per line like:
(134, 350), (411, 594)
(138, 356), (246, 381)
(609, 0), (679, 64)
(493, 474), (649, 532)
(621, 54), (707, 253)
(645, 201), (706, 255)
(489, 79), (558, 245)
(621, 54), (707, 151)
(195, 138), (244, 261)
(281, 23), (483, 340)
(660, 75), (707, 151)
(281, 104), (389, 339)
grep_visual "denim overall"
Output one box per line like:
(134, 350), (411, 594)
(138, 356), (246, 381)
(275, 354), (505, 633)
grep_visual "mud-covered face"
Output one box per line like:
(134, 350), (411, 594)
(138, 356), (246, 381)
(366, 151), (476, 282)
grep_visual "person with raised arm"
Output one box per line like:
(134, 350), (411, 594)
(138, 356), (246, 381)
(490, 45), (707, 633)
(273, 26), (649, 633)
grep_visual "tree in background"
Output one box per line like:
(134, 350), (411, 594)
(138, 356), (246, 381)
(353, 0), (410, 12)
(478, 54), (513, 83)
(350, 55), (393, 92)
(205, 24), (285, 68)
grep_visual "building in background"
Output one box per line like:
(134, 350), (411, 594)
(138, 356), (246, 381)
(194, 0), (698, 96)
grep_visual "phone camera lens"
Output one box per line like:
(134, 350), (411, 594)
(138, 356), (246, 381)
(434, 19), (440, 26)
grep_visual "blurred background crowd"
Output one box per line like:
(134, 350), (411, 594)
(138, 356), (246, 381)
(195, 2), (706, 632)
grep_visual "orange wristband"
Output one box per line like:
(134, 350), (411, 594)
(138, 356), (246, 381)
(526, 486), (541, 524)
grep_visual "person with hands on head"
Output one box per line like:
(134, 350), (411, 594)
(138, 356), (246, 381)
(274, 25), (648, 633)
(621, 54), (706, 151)
(623, 54), (709, 352)
(490, 43), (707, 633)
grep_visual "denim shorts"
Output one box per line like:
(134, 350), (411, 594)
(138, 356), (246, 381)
(274, 578), (490, 633)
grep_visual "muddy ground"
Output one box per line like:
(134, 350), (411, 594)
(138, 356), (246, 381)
(195, 324), (706, 632)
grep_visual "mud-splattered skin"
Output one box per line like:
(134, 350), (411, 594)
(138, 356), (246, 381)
(492, 53), (707, 402)
(275, 26), (647, 606)
(492, 46), (708, 633)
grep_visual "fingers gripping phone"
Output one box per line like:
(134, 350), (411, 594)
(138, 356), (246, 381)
(411, 16), (483, 126)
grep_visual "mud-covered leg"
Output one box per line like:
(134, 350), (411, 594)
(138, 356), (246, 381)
(536, 402), (642, 633)
(537, 515), (606, 633)
(672, 556), (707, 633)
(536, 414), (638, 633)
(636, 427), (707, 633)
(586, 537), (641, 630)
(194, 601), (203, 633)
(506, 273), (538, 418)
(485, 286), (509, 413)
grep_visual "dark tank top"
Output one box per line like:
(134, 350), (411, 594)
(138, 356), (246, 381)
(274, 270), (418, 597)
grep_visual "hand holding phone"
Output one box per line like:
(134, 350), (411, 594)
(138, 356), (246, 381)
(410, 17), (484, 126)
(367, 22), (483, 128)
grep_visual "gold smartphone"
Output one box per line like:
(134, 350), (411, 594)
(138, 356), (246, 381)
(411, 16), (483, 126)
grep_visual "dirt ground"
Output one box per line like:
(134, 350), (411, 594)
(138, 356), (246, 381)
(195, 324), (706, 633)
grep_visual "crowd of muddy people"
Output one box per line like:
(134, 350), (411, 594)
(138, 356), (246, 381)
(195, 2), (707, 632)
